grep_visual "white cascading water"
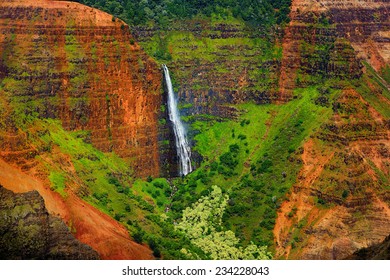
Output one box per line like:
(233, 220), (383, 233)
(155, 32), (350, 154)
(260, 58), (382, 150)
(162, 64), (192, 176)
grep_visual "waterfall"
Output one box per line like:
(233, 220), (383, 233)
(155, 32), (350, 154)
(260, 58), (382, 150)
(162, 64), (192, 176)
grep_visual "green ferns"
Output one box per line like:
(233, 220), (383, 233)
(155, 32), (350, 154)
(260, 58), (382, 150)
(176, 186), (272, 260)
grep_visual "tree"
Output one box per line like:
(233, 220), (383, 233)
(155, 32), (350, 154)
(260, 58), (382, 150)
(176, 186), (272, 260)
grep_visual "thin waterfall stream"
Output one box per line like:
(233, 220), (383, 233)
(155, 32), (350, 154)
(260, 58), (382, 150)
(162, 64), (192, 176)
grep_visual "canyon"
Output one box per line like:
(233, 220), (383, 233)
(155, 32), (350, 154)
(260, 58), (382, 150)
(0, 0), (389, 259)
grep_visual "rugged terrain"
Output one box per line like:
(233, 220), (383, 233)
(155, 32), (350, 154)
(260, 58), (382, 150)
(274, 0), (390, 259)
(280, 0), (390, 97)
(132, 0), (390, 259)
(346, 234), (390, 260)
(133, 20), (283, 118)
(0, 0), (162, 178)
(0, 0), (389, 260)
(0, 0), (157, 259)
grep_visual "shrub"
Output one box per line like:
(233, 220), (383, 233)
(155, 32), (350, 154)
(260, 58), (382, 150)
(153, 181), (164, 189)
(220, 152), (238, 169)
(229, 144), (240, 154)
(210, 161), (218, 171)
(257, 159), (273, 173)
(132, 230), (144, 244)
(317, 197), (326, 205)
(114, 213), (124, 221)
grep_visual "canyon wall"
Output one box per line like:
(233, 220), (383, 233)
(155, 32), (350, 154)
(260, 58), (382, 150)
(0, 0), (158, 259)
(0, 0), (162, 178)
(279, 0), (389, 97)
(133, 21), (282, 118)
(275, 0), (390, 259)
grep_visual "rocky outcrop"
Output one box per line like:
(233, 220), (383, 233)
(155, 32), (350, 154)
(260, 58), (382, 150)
(0, 0), (162, 177)
(0, 157), (154, 260)
(0, 185), (99, 259)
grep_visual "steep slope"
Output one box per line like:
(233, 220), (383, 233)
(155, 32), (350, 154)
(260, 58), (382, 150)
(0, 0), (389, 260)
(274, 0), (390, 259)
(0, 157), (153, 259)
(0, 185), (99, 259)
(129, 0), (390, 259)
(0, 0), (162, 178)
(0, 0), (159, 259)
(133, 19), (284, 118)
(346, 234), (390, 260)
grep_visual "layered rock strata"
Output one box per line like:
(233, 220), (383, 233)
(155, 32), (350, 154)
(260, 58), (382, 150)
(279, 0), (389, 97)
(0, 0), (162, 177)
(274, 88), (390, 259)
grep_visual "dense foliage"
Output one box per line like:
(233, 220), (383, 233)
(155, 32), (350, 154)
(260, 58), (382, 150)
(176, 186), (272, 260)
(75, 0), (291, 27)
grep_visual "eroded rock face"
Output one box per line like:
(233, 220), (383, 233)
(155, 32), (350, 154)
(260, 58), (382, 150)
(0, 185), (99, 259)
(279, 0), (389, 97)
(0, 0), (162, 177)
(274, 88), (390, 259)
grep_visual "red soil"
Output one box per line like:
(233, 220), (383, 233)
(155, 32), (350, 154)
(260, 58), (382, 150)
(0, 158), (153, 259)
(274, 139), (334, 258)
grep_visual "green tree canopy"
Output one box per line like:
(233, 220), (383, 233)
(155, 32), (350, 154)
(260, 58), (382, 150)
(74, 0), (291, 27)
(176, 185), (272, 260)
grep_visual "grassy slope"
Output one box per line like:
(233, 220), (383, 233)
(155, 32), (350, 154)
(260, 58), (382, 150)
(21, 119), (205, 259)
(167, 87), (337, 250)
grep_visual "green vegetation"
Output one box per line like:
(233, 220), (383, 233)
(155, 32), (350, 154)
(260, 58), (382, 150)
(1, 0), (388, 261)
(176, 186), (272, 259)
(48, 172), (67, 197)
(355, 62), (390, 118)
(74, 0), (291, 28)
(165, 87), (337, 250)
(25, 119), (207, 259)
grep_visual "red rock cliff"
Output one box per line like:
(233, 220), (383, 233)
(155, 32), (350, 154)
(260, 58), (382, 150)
(0, 0), (162, 178)
(0, 0), (159, 260)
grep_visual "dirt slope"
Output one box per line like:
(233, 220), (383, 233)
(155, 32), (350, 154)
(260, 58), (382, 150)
(0, 147), (152, 260)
